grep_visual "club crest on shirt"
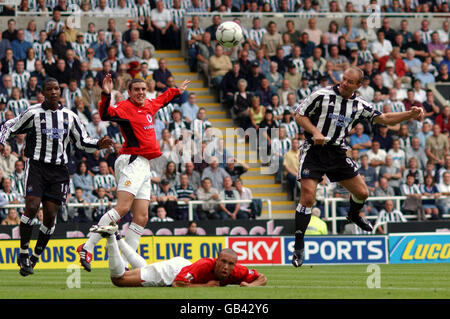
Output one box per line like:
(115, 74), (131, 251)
(125, 180), (131, 187)
(302, 168), (310, 176)
(185, 273), (194, 282)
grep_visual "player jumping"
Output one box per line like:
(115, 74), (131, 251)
(292, 66), (423, 267)
(90, 224), (267, 287)
(77, 75), (190, 271)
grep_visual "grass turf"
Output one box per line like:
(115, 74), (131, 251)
(1, 264), (449, 299)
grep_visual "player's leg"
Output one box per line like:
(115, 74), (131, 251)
(116, 232), (147, 269)
(79, 190), (134, 271)
(293, 178), (319, 268)
(124, 199), (149, 253)
(29, 198), (59, 267)
(18, 195), (42, 276)
(338, 174), (372, 231)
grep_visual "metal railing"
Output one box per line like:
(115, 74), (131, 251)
(322, 195), (450, 235)
(0, 198), (272, 220)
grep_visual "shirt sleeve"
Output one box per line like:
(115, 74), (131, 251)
(0, 108), (35, 145)
(173, 258), (214, 284)
(148, 88), (181, 115)
(70, 112), (99, 153)
(359, 100), (382, 124)
(294, 89), (323, 117)
(229, 264), (260, 285)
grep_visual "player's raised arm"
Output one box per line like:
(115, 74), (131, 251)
(373, 106), (424, 125)
(149, 79), (191, 114)
(99, 74), (116, 121)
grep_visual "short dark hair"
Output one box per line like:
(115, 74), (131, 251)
(128, 78), (145, 90)
(43, 77), (59, 90)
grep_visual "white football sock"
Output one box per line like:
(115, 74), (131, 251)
(118, 238), (147, 269)
(84, 208), (121, 252)
(124, 222), (144, 252)
(106, 236), (125, 278)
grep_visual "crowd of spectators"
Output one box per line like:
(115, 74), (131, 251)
(0, 1), (449, 228)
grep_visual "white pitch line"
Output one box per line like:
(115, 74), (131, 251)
(262, 285), (450, 291)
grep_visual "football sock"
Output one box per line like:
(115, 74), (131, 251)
(19, 215), (34, 254)
(124, 222), (144, 252)
(294, 204), (312, 251)
(33, 224), (55, 259)
(117, 237), (147, 269)
(349, 195), (365, 218)
(106, 236), (125, 278)
(84, 208), (121, 252)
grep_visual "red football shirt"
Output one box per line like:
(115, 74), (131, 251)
(174, 258), (260, 286)
(98, 88), (180, 160)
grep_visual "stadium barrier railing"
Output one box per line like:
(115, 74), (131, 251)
(0, 198), (272, 220)
(323, 195), (450, 234)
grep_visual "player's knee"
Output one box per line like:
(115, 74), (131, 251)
(300, 191), (316, 207)
(25, 203), (40, 217)
(355, 189), (369, 201)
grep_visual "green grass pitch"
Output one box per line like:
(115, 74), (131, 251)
(1, 264), (449, 299)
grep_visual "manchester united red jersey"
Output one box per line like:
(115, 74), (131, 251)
(174, 258), (260, 286)
(99, 88), (180, 160)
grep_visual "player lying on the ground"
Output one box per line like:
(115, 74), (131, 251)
(91, 224), (267, 287)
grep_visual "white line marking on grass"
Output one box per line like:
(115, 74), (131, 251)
(265, 285), (450, 291)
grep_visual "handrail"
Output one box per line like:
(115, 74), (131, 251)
(0, 198), (272, 221)
(322, 195), (450, 234)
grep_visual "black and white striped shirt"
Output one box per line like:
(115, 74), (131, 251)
(295, 85), (382, 148)
(248, 28), (267, 46)
(33, 41), (52, 61)
(6, 99), (30, 118)
(10, 171), (25, 197)
(170, 8), (185, 28)
(62, 88), (82, 109)
(84, 32), (98, 46)
(73, 42), (90, 60)
(94, 174), (116, 190)
(155, 103), (175, 124)
(376, 209), (407, 225)
(280, 120), (300, 139)
(0, 103), (99, 165)
(11, 71), (31, 92)
(271, 137), (291, 156)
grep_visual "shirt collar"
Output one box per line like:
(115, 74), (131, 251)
(41, 101), (63, 111)
(332, 84), (357, 100)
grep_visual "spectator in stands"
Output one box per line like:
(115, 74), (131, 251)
(406, 137), (428, 170)
(196, 32), (215, 83)
(225, 157), (249, 183)
(426, 124), (449, 168)
(234, 178), (254, 218)
(415, 61), (435, 87)
(162, 161), (180, 189)
(297, 32), (315, 59)
(168, 109), (187, 140)
(0, 145), (18, 176)
(156, 179), (178, 220)
(94, 161), (116, 200)
(374, 176), (395, 210)
(315, 175), (334, 216)
(375, 200), (406, 234)
(261, 21), (282, 60)
(371, 29), (393, 61)
(0, 178), (22, 221)
(1, 208), (20, 225)
(304, 18), (322, 46)
(181, 93), (199, 125)
(254, 48), (270, 75)
(407, 31), (429, 61)
(72, 161), (94, 201)
(150, 206), (174, 222)
(222, 61), (245, 109)
(182, 162), (201, 191)
(246, 61), (265, 93)
(380, 155), (402, 195)
(248, 95), (265, 130)
(247, 17), (267, 52)
(350, 123), (371, 154)
(358, 76), (374, 102)
(403, 157), (424, 185)
(436, 64), (450, 82)
(401, 172), (422, 198)
(358, 154), (378, 194)
(265, 61), (283, 94)
(208, 45), (232, 88)
(62, 79), (82, 109)
(86, 112), (107, 140)
(437, 171), (450, 214)
(420, 174), (441, 219)
(372, 124), (392, 151)
(434, 105), (450, 133)
(201, 156), (230, 192)
(218, 176), (249, 219)
(81, 76), (101, 112)
(153, 58), (172, 91)
(11, 29), (32, 62)
(134, 62), (152, 82)
(91, 186), (111, 223)
(388, 139), (406, 171)
(196, 177), (220, 220)
(175, 173), (197, 220)
(151, 0), (175, 50)
(204, 15), (221, 42)
(324, 20), (341, 45)
(305, 207), (328, 235)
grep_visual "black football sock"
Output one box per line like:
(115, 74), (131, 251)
(294, 205), (312, 251)
(32, 224), (55, 259)
(19, 215), (34, 254)
(349, 195), (365, 218)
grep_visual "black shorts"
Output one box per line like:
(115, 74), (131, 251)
(25, 160), (70, 204)
(297, 144), (359, 183)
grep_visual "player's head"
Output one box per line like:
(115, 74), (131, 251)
(43, 77), (61, 106)
(339, 67), (363, 97)
(215, 249), (238, 280)
(128, 79), (146, 106)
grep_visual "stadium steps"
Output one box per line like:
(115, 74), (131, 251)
(154, 50), (295, 219)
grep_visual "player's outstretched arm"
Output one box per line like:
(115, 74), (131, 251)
(374, 106), (424, 125)
(172, 280), (220, 287)
(240, 274), (267, 287)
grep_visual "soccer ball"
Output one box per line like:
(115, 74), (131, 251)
(216, 21), (243, 48)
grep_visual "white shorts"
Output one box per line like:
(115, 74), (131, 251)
(140, 257), (192, 287)
(115, 154), (152, 200)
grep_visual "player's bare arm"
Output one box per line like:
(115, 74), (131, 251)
(97, 136), (113, 149)
(102, 73), (114, 94)
(294, 113), (325, 146)
(240, 274), (267, 287)
(374, 106), (424, 125)
(172, 280), (220, 287)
